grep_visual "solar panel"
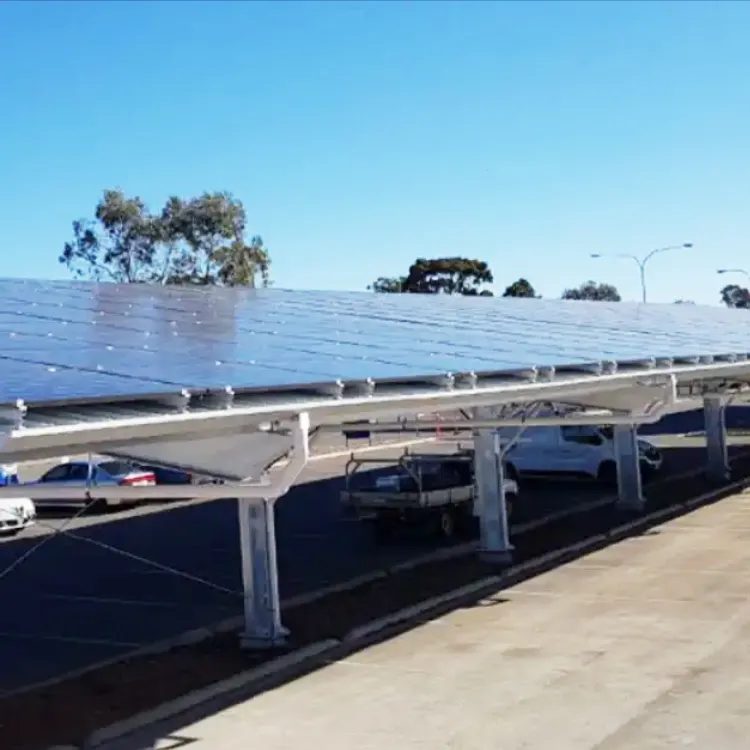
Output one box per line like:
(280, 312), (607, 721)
(1, 278), (750, 405)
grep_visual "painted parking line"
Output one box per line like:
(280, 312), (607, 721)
(0, 631), (140, 648)
(39, 594), (185, 608)
(81, 543), (241, 559)
(122, 569), (177, 577)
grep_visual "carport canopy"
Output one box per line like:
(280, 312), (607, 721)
(0, 280), (749, 648)
(1, 280), (750, 472)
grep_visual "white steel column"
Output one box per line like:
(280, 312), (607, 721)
(473, 408), (513, 564)
(238, 497), (287, 649)
(704, 394), (730, 482)
(613, 424), (645, 511)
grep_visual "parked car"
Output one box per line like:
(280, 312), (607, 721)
(498, 424), (663, 484)
(0, 464), (36, 536)
(31, 459), (156, 511)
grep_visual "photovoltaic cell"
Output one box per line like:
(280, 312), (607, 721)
(1, 278), (750, 405)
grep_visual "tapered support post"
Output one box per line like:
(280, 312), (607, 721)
(613, 424), (645, 512)
(704, 395), (730, 483)
(235, 412), (310, 649)
(473, 408), (513, 565)
(238, 497), (287, 649)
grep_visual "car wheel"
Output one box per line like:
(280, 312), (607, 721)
(90, 497), (111, 514)
(437, 509), (457, 541)
(597, 461), (618, 486)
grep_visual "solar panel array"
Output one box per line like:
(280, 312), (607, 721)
(1, 278), (750, 405)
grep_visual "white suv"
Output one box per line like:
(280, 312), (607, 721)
(500, 425), (663, 484)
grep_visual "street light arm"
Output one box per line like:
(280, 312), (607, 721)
(590, 243), (691, 304)
(607, 253), (643, 268)
(642, 246), (678, 267)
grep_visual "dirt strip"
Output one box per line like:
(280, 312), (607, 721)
(4, 454), (750, 750)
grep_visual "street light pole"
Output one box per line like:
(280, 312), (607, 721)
(637, 256), (647, 304)
(591, 243), (693, 303)
(717, 268), (750, 280)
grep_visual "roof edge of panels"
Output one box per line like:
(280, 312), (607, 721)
(7, 358), (750, 438)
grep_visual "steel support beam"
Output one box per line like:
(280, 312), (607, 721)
(704, 395), (730, 483)
(237, 497), (287, 648)
(318, 412), (663, 433)
(0, 413), (312, 504)
(0, 367), (698, 464)
(613, 424), (645, 511)
(473, 408), (513, 564)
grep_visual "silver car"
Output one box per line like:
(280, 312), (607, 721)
(32, 459), (156, 511)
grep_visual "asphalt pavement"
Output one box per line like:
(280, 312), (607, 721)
(0, 423), (739, 695)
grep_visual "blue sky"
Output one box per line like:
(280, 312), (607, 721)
(2, 0), (749, 305)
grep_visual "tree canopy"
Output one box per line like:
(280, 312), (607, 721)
(60, 189), (270, 287)
(369, 276), (407, 293)
(720, 284), (750, 308)
(369, 257), (494, 296)
(561, 280), (621, 302)
(502, 278), (538, 298)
